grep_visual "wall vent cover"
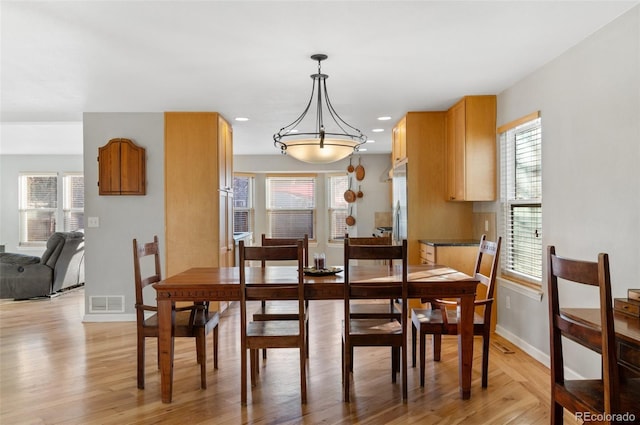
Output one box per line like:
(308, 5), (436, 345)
(89, 296), (125, 313)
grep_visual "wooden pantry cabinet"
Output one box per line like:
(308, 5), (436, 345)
(164, 112), (233, 313)
(446, 95), (497, 201)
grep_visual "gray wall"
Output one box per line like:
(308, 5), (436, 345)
(83, 113), (165, 321)
(478, 5), (640, 378)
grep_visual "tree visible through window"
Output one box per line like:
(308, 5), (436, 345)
(266, 175), (316, 240)
(500, 114), (542, 283)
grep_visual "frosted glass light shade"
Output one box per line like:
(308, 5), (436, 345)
(283, 138), (358, 164)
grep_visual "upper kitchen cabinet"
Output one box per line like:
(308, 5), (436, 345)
(445, 95), (497, 201)
(164, 113), (234, 296)
(218, 115), (233, 193)
(391, 116), (407, 167)
(97, 138), (146, 195)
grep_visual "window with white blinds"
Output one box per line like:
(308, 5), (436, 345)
(63, 173), (84, 232)
(233, 174), (254, 234)
(19, 173), (58, 246)
(328, 174), (349, 242)
(19, 172), (85, 246)
(266, 175), (316, 239)
(500, 114), (542, 284)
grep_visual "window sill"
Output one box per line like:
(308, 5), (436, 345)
(498, 276), (543, 302)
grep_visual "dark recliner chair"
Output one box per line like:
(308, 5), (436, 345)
(0, 231), (85, 299)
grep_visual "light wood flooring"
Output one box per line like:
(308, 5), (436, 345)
(0, 289), (579, 424)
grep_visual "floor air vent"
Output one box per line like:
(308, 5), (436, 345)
(89, 296), (125, 313)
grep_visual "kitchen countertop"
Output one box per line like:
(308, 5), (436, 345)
(233, 232), (252, 241)
(419, 239), (479, 247)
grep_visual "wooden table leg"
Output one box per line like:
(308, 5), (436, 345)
(158, 297), (174, 403)
(458, 294), (475, 399)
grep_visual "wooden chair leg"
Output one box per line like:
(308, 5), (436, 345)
(197, 330), (207, 389)
(391, 347), (398, 383)
(250, 349), (257, 387)
(481, 331), (490, 388)
(241, 344), (247, 405)
(213, 326), (219, 370)
(344, 341), (351, 402)
(137, 334), (145, 389)
(411, 322), (417, 368)
(551, 400), (564, 425)
(401, 343), (408, 401)
(433, 334), (441, 361)
(420, 330), (426, 387)
(300, 345), (307, 403)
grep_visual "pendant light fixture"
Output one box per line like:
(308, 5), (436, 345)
(273, 54), (367, 164)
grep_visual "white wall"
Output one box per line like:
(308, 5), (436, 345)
(0, 155), (83, 254)
(480, 5), (640, 377)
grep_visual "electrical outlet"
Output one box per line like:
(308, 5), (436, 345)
(87, 217), (100, 228)
(506, 295), (511, 309)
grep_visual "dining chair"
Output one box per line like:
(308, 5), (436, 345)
(133, 236), (219, 390)
(253, 234), (309, 360)
(342, 239), (408, 402)
(239, 239), (307, 404)
(410, 234), (501, 388)
(547, 246), (640, 424)
(344, 234), (400, 321)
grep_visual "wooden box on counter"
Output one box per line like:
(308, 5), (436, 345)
(614, 298), (640, 318)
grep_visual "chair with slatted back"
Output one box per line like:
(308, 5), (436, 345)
(253, 234), (309, 360)
(345, 234), (400, 321)
(239, 240), (307, 404)
(410, 234), (501, 388)
(547, 246), (640, 424)
(342, 239), (408, 402)
(133, 236), (219, 390)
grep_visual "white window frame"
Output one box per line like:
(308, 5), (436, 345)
(265, 174), (316, 241)
(499, 112), (542, 286)
(327, 174), (349, 243)
(233, 173), (255, 234)
(19, 172), (58, 247)
(63, 173), (85, 232)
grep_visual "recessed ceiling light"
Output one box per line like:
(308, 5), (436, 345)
(358, 148), (368, 152)
(367, 139), (376, 143)
(372, 128), (384, 133)
(289, 129), (299, 133)
(235, 117), (249, 122)
(377, 116), (392, 121)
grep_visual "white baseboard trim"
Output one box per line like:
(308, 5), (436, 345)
(82, 313), (135, 322)
(496, 325), (583, 380)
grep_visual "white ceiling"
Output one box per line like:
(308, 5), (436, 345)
(1, 0), (638, 156)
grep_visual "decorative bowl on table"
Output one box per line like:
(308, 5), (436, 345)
(303, 266), (343, 276)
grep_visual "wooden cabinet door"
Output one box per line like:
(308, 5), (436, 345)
(218, 116), (233, 192)
(446, 100), (466, 201)
(392, 116), (407, 167)
(98, 138), (145, 195)
(119, 139), (146, 195)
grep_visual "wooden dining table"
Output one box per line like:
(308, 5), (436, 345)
(153, 264), (478, 403)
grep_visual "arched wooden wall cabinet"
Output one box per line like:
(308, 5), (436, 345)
(97, 138), (146, 195)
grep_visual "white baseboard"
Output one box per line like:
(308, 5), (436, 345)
(82, 313), (135, 322)
(495, 325), (584, 380)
